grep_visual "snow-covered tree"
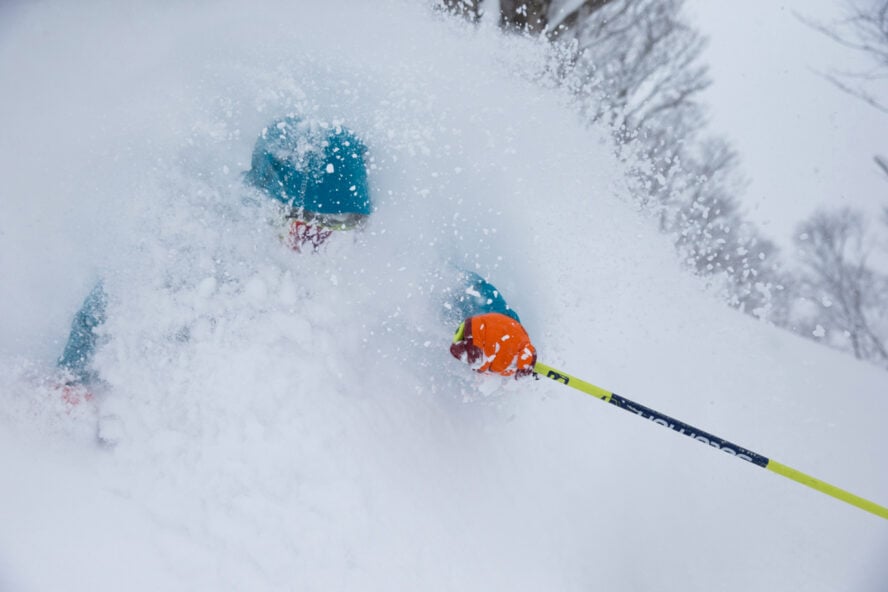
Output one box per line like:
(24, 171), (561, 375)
(792, 208), (888, 366)
(544, 0), (785, 317)
(438, 0), (788, 322)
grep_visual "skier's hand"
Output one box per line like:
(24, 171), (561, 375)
(450, 313), (537, 378)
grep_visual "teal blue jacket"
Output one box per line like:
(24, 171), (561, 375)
(448, 270), (519, 324)
(57, 283), (107, 383)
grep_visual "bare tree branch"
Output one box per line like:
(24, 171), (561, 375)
(874, 154), (888, 177)
(823, 71), (888, 113)
(798, 2), (888, 113)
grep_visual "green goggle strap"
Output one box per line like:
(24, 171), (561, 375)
(452, 321), (466, 343)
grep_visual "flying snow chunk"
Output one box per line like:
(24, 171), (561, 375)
(326, 163), (335, 174)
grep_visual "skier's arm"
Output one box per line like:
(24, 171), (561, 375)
(58, 282), (107, 384)
(446, 270), (520, 323)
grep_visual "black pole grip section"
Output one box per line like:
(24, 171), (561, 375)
(608, 393), (769, 468)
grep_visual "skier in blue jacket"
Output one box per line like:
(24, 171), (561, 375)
(56, 116), (536, 397)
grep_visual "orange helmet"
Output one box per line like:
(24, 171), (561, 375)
(450, 313), (537, 378)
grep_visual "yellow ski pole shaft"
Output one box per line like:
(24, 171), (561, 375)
(533, 361), (888, 521)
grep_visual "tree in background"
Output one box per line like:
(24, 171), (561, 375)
(439, 0), (786, 317)
(795, 0), (888, 367)
(792, 208), (888, 366)
(803, 0), (888, 113)
(664, 139), (788, 320)
(438, 0), (618, 34)
(437, 1), (888, 367)
(805, 0), (888, 223)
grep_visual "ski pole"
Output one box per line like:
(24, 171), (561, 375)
(533, 361), (888, 521)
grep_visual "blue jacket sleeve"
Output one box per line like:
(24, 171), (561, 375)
(446, 270), (520, 324)
(58, 282), (107, 383)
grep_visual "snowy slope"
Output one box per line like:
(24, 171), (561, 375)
(0, 1), (886, 591)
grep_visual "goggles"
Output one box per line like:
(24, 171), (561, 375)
(287, 208), (368, 231)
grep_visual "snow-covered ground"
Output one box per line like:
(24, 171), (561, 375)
(1, 1), (886, 590)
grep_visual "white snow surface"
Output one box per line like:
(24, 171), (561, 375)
(0, 1), (886, 590)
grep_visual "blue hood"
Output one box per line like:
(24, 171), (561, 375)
(245, 116), (372, 215)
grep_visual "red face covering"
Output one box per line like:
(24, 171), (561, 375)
(285, 219), (334, 252)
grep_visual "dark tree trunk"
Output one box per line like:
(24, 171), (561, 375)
(500, 0), (549, 34)
(548, 0), (617, 39)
